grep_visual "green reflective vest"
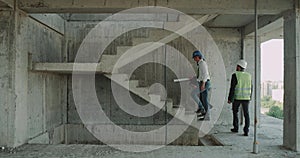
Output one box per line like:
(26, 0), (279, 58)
(234, 71), (252, 100)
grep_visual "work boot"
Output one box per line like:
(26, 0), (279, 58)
(197, 111), (206, 117)
(231, 128), (238, 133)
(197, 115), (205, 121)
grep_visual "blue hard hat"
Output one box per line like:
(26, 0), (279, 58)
(192, 50), (202, 58)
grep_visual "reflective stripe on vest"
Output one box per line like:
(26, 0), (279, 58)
(234, 71), (252, 100)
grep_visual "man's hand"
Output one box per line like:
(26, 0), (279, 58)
(200, 84), (205, 91)
(227, 100), (232, 104)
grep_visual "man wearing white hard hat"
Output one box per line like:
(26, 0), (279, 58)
(227, 59), (252, 136)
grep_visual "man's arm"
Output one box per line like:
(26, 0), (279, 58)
(228, 74), (237, 103)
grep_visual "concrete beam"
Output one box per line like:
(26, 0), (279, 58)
(244, 15), (284, 36)
(260, 27), (283, 42)
(18, 0), (293, 14)
(62, 13), (178, 22)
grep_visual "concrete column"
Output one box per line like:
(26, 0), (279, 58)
(0, 10), (28, 147)
(283, 7), (300, 152)
(0, 10), (15, 147)
(14, 11), (28, 147)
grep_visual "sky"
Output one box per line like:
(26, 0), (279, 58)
(261, 39), (284, 82)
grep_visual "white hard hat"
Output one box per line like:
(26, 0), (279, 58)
(237, 60), (247, 69)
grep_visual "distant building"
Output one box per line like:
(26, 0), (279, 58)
(261, 81), (283, 99)
(261, 81), (273, 97)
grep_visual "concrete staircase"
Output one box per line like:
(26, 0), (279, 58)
(98, 22), (201, 145)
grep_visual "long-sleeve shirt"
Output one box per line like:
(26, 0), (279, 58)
(228, 72), (253, 102)
(197, 59), (210, 82)
(228, 73), (238, 102)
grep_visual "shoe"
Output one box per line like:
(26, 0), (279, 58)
(195, 109), (202, 113)
(198, 118), (210, 121)
(231, 129), (238, 133)
(197, 112), (206, 117)
(243, 133), (248, 136)
(198, 115), (211, 121)
(197, 115), (205, 120)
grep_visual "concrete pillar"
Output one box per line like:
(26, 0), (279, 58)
(283, 7), (300, 152)
(0, 10), (28, 147)
(0, 10), (14, 147)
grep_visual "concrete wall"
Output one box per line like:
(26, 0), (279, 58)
(0, 11), (67, 147)
(208, 28), (242, 125)
(25, 14), (67, 145)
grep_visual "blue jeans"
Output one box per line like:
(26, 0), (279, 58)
(191, 80), (211, 112)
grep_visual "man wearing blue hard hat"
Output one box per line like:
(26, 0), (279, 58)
(191, 50), (211, 120)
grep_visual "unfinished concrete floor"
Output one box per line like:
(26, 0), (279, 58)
(0, 115), (299, 158)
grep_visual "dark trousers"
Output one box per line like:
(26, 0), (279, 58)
(232, 100), (250, 134)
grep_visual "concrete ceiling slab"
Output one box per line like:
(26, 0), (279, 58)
(18, 0), (293, 14)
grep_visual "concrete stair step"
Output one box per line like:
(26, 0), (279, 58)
(117, 46), (132, 54)
(170, 106), (185, 119)
(149, 94), (164, 109)
(67, 123), (198, 145)
(100, 46), (131, 60)
(104, 74), (197, 127)
(168, 105), (198, 126)
(99, 55), (119, 73)
(165, 99), (173, 114)
(198, 135), (222, 146)
(105, 73), (129, 85)
(129, 80), (139, 89)
(106, 75), (161, 106)
(99, 46), (133, 72)
(85, 21), (164, 37)
(132, 87), (149, 96)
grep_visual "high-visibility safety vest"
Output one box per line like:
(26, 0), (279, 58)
(234, 71), (252, 100)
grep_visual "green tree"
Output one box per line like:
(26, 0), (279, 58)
(261, 96), (283, 108)
(266, 106), (283, 119)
